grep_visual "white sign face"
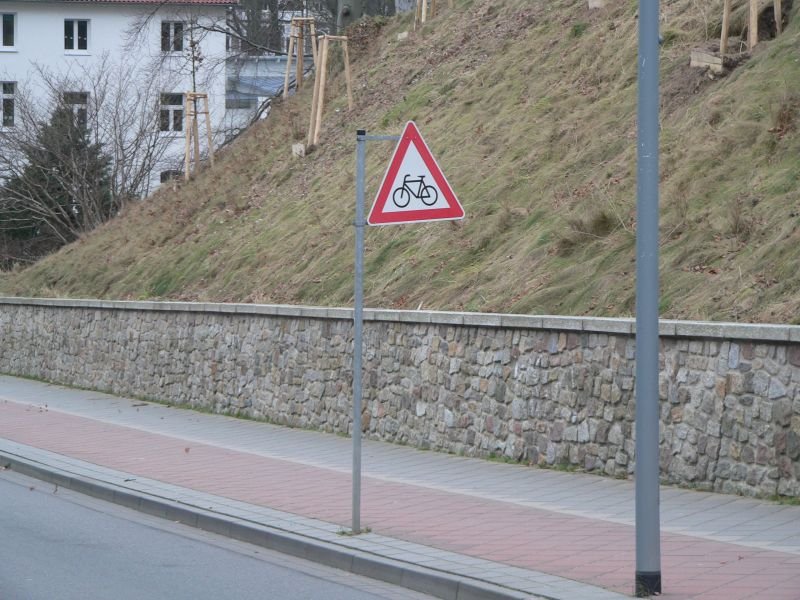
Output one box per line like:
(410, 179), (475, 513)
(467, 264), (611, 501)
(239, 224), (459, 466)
(367, 121), (464, 226)
(380, 142), (444, 213)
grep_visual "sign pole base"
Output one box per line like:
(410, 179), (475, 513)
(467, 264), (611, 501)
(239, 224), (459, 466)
(635, 571), (662, 597)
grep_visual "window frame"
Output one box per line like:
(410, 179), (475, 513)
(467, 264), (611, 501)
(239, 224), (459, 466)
(1, 13), (16, 50)
(160, 21), (184, 53)
(64, 18), (90, 53)
(159, 93), (184, 133)
(1, 81), (15, 127)
(63, 91), (89, 129)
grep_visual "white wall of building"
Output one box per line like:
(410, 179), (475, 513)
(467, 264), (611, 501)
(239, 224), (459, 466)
(0, 1), (230, 194)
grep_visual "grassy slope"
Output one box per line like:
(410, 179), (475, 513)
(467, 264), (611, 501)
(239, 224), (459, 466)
(1, 0), (799, 323)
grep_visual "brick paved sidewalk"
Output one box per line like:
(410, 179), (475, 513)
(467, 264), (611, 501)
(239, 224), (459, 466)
(1, 375), (800, 600)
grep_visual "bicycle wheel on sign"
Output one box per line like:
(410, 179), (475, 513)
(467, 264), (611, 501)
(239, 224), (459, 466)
(421, 185), (438, 206)
(393, 187), (411, 208)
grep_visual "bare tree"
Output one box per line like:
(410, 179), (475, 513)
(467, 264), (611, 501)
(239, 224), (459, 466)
(125, 7), (229, 84)
(0, 59), (175, 266)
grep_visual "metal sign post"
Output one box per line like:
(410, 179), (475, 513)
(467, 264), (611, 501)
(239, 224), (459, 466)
(352, 129), (400, 534)
(353, 130), (366, 534)
(352, 126), (460, 534)
(635, 0), (662, 596)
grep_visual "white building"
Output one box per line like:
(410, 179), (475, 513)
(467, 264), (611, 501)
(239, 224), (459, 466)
(0, 0), (234, 194)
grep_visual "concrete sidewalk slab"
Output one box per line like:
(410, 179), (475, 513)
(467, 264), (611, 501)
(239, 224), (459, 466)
(2, 375), (800, 599)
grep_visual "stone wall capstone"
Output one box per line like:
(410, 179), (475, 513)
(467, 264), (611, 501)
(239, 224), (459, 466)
(1, 298), (799, 498)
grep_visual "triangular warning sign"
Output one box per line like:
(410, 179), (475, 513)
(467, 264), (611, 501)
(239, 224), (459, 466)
(367, 121), (464, 226)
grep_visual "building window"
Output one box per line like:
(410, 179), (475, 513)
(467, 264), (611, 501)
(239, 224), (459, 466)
(159, 93), (183, 132)
(64, 19), (89, 51)
(1, 82), (14, 127)
(161, 21), (184, 53)
(1, 13), (15, 48)
(226, 31), (241, 53)
(64, 91), (89, 128)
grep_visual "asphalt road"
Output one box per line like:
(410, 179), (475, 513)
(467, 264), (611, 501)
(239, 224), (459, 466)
(0, 469), (433, 600)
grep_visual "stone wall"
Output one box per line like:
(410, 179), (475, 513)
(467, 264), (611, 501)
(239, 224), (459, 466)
(1, 298), (799, 498)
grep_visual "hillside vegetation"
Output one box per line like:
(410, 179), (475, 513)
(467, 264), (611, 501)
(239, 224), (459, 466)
(2, 0), (800, 323)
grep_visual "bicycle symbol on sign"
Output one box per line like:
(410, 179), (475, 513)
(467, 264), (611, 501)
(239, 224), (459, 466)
(392, 174), (439, 208)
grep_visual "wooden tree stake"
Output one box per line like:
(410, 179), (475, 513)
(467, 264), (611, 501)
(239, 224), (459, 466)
(307, 51), (323, 146)
(414, 0), (447, 29)
(415, 0), (427, 29)
(342, 38), (354, 110)
(283, 17), (318, 100)
(283, 34), (295, 100)
(184, 92), (214, 182)
(307, 35), (328, 146)
(307, 35), (354, 147)
(296, 25), (305, 91)
(720, 0), (731, 56)
(721, 0), (781, 57)
(312, 35), (330, 146)
(749, 0), (759, 49)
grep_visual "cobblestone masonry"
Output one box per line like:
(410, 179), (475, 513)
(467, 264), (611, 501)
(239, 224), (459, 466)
(2, 298), (800, 498)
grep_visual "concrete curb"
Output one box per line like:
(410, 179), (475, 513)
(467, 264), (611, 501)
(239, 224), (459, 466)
(0, 450), (543, 600)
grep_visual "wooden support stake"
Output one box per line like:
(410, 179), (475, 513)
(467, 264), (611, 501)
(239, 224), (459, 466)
(296, 25), (305, 92)
(307, 42), (323, 146)
(342, 39), (354, 111)
(192, 109), (200, 176)
(183, 92), (214, 180)
(775, 0), (782, 35)
(309, 21), (319, 67)
(749, 0), (758, 49)
(430, 0), (437, 18)
(313, 35), (330, 146)
(283, 18), (319, 99)
(184, 96), (191, 181)
(306, 34), (353, 147)
(421, 0), (428, 24)
(203, 94), (214, 166)
(720, 0), (731, 57)
(283, 30), (295, 99)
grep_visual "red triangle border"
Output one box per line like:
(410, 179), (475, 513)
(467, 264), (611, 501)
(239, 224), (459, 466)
(367, 122), (464, 226)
